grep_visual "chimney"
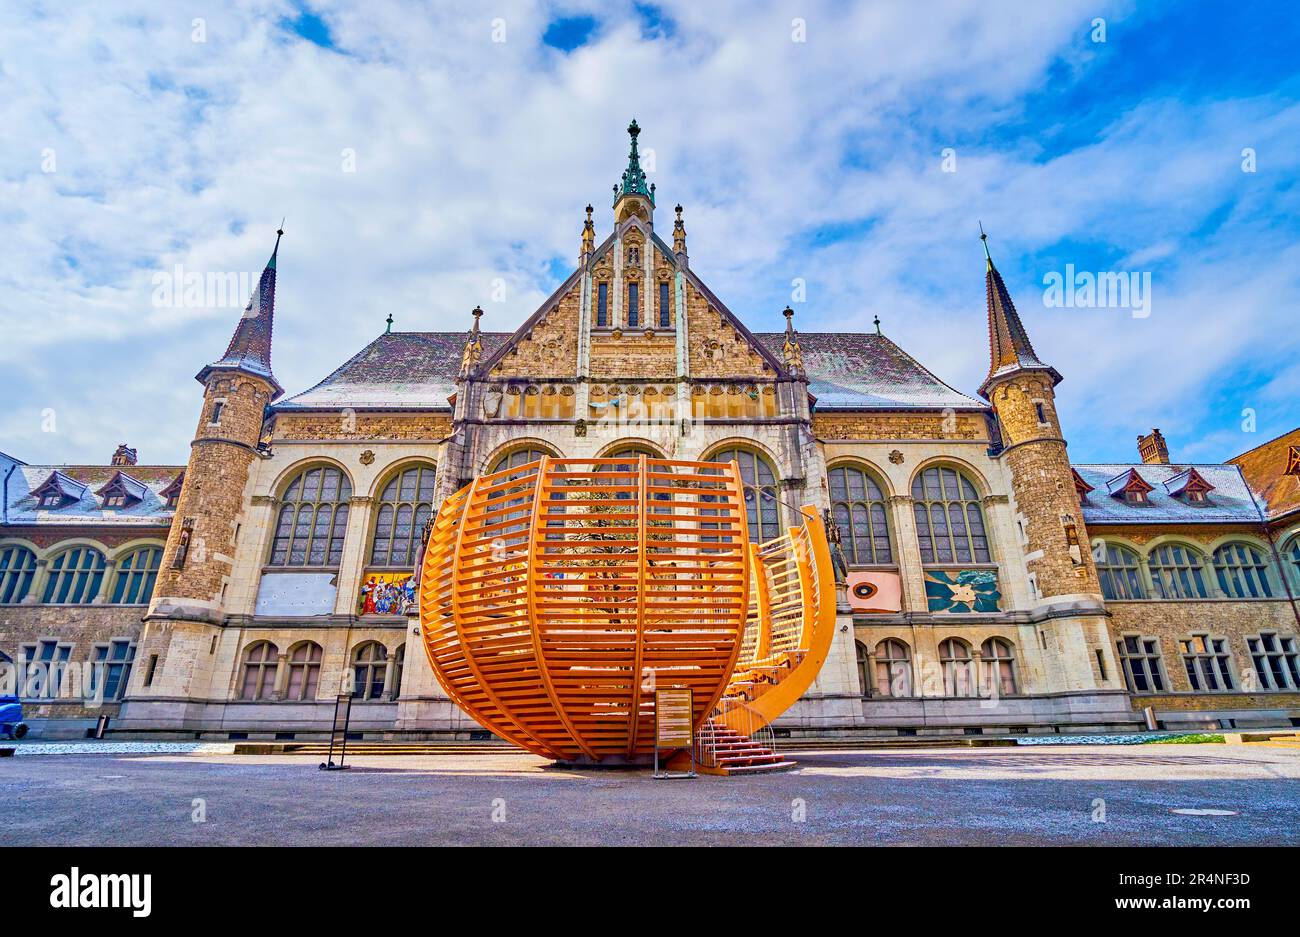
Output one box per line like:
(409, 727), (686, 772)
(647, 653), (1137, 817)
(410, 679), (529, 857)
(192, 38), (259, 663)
(111, 444), (138, 466)
(1137, 429), (1169, 465)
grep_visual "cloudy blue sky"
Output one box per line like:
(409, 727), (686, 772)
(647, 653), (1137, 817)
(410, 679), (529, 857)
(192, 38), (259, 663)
(2, 0), (1297, 467)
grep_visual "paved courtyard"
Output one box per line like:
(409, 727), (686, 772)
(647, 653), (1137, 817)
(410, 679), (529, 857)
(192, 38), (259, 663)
(4, 743), (1298, 846)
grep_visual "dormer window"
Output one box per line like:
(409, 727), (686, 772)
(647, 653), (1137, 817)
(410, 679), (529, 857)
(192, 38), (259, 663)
(95, 470), (148, 510)
(160, 472), (184, 510)
(1104, 467), (1155, 505)
(1071, 468), (1095, 505)
(31, 470), (89, 510)
(1163, 467), (1216, 505)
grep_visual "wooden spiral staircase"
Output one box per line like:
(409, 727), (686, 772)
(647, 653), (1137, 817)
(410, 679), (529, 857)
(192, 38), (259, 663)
(417, 456), (837, 774)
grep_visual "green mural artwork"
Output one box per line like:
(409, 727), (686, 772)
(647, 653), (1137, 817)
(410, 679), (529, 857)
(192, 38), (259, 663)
(925, 569), (1001, 613)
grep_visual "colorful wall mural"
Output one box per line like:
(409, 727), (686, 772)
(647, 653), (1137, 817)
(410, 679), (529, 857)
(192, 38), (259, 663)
(924, 569), (1001, 613)
(358, 571), (417, 616)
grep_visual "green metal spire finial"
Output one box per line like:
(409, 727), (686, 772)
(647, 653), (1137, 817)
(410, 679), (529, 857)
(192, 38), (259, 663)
(385, 313), (393, 333)
(874, 315), (881, 335)
(979, 221), (993, 270)
(613, 118), (655, 208)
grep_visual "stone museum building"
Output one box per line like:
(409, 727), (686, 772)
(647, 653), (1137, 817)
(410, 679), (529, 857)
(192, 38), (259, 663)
(4, 123), (1299, 740)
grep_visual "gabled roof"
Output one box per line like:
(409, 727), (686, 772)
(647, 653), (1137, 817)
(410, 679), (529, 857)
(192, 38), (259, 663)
(1228, 426), (1300, 522)
(1072, 468), (1095, 497)
(1104, 467), (1155, 497)
(95, 470), (151, 506)
(276, 328), (983, 413)
(1073, 463), (1261, 525)
(4, 464), (183, 526)
(1163, 467), (1216, 498)
(32, 470), (89, 503)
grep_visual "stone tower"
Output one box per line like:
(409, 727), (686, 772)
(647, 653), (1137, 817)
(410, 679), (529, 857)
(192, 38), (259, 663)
(977, 233), (1100, 602)
(976, 234), (1123, 705)
(121, 232), (284, 728)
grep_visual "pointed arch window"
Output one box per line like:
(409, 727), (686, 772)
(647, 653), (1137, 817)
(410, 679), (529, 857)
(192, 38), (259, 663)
(596, 282), (609, 328)
(911, 467), (989, 564)
(658, 282), (671, 328)
(709, 447), (781, 543)
(368, 465), (437, 569)
(627, 281), (639, 328)
(1285, 535), (1300, 589)
(828, 464), (893, 565)
(0, 545), (37, 604)
(269, 467), (352, 567)
(42, 546), (107, 604)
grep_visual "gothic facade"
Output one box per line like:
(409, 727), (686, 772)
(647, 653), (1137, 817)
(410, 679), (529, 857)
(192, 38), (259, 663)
(4, 123), (1299, 740)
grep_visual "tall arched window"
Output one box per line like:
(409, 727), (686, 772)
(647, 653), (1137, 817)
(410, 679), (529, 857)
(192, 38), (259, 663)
(1213, 542), (1275, 598)
(1284, 535), (1300, 589)
(0, 545), (37, 604)
(490, 447), (552, 474)
(911, 467), (990, 564)
(939, 638), (976, 697)
(874, 638), (913, 697)
(828, 464), (893, 565)
(710, 447), (780, 543)
(239, 642), (278, 700)
(284, 642), (322, 701)
(1097, 543), (1146, 600)
(42, 546), (107, 604)
(855, 641), (869, 697)
(1148, 543), (1209, 600)
(269, 467), (352, 567)
(351, 642), (388, 700)
(392, 644), (405, 699)
(980, 638), (1017, 695)
(111, 546), (162, 605)
(368, 464), (437, 569)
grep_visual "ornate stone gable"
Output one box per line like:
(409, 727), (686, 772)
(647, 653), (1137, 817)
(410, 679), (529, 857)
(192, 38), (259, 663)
(485, 279), (583, 379)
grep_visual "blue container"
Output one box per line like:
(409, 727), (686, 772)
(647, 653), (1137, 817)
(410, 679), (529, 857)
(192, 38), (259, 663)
(0, 695), (28, 739)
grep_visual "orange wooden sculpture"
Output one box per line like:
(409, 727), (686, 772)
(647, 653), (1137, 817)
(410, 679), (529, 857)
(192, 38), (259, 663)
(417, 456), (835, 764)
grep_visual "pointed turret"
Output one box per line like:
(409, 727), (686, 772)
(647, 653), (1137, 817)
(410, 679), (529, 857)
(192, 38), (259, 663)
(460, 306), (484, 377)
(781, 306), (805, 377)
(580, 204), (595, 263)
(196, 228), (284, 398)
(613, 119), (655, 224)
(672, 203), (687, 263)
(977, 228), (1059, 400)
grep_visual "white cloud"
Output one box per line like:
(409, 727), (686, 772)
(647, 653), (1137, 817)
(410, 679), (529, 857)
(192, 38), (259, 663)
(0, 0), (1295, 467)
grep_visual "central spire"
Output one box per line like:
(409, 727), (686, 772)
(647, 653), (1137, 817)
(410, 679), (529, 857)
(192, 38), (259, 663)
(613, 119), (655, 223)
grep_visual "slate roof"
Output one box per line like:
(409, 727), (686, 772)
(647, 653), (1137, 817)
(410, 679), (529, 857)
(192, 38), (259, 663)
(276, 331), (509, 410)
(3, 464), (182, 526)
(756, 332), (985, 410)
(278, 328), (983, 413)
(1072, 463), (1263, 525)
(197, 233), (284, 397)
